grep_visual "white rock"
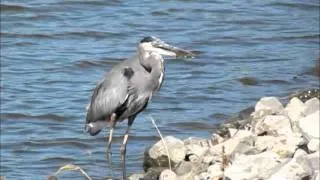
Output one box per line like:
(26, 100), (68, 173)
(224, 151), (286, 180)
(207, 164), (223, 179)
(308, 139), (320, 153)
(269, 149), (312, 180)
(228, 128), (238, 137)
(159, 169), (177, 180)
(196, 172), (210, 180)
(128, 173), (144, 180)
(304, 97), (320, 116)
(285, 97), (306, 123)
(184, 137), (210, 162)
(148, 136), (186, 164)
(254, 115), (292, 136)
(254, 97), (284, 115)
(184, 137), (210, 147)
(254, 136), (275, 152)
(307, 151), (319, 171)
(255, 135), (297, 158)
(314, 172), (320, 180)
(210, 130), (254, 156)
(185, 144), (208, 159)
(298, 111), (320, 139)
(211, 133), (224, 145)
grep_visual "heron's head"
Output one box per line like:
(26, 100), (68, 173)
(138, 36), (193, 58)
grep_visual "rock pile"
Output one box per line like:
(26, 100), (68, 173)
(129, 96), (319, 180)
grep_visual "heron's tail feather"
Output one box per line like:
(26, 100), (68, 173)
(85, 121), (108, 136)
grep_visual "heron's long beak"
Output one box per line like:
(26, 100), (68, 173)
(152, 41), (194, 58)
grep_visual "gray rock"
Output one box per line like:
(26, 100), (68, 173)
(269, 149), (312, 180)
(174, 161), (192, 176)
(143, 168), (163, 180)
(308, 139), (320, 153)
(298, 111), (320, 139)
(253, 97), (284, 117)
(304, 97), (320, 116)
(144, 136), (186, 172)
(224, 151), (287, 180)
(176, 170), (196, 180)
(149, 136), (186, 164)
(159, 169), (177, 180)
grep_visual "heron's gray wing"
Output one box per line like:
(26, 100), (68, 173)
(86, 69), (129, 123)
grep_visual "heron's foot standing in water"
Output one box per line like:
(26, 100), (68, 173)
(120, 144), (127, 179)
(120, 117), (134, 180)
(106, 114), (116, 177)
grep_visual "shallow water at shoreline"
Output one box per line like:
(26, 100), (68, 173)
(1, 0), (319, 179)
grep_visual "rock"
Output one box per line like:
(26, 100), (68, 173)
(228, 128), (238, 137)
(176, 170), (196, 180)
(210, 130), (254, 156)
(269, 149), (312, 180)
(224, 151), (287, 180)
(313, 172), (320, 180)
(285, 97), (306, 123)
(144, 136), (186, 171)
(289, 89), (320, 102)
(174, 161), (192, 176)
(304, 97), (320, 116)
(207, 164), (223, 179)
(253, 97), (284, 117)
(184, 137), (210, 147)
(298, 111), (320, 139)
(128, 173), (144, 180)
(211, 133), (225, 145)
(254, 135), (300, 158)
(195, 172), (210, 180)
(254, 115), (292, 136)
(254, 135), (274, 152)
(143, 168), (163, 180)
(238, 76), (259, 86)
(308, 139), (320, 153)
(184, 137), (210, 158)
(307, 151), (319, 171)
(159, 169), (177, 180)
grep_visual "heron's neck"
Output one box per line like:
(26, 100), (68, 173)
(138, 50), (164, 90)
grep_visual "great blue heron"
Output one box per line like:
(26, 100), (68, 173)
(85, 36), (193, 179)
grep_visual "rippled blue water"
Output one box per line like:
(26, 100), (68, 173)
(1, 0), (319, 179)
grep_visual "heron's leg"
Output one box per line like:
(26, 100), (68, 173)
(120, 116), (135, 180)
(106, 113), (116, 161)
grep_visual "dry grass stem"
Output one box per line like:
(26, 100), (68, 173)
(149, 116), (172, 171)
(51, 164), (92, 180)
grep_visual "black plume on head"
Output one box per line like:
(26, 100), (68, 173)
(140, 36), (156, 43)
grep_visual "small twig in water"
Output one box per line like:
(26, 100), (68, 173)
(149, 116), (172, 171)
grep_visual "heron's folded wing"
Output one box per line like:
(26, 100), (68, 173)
(86, 72), (129, 123)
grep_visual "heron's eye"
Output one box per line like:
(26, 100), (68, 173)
(140, 36), (155, 43)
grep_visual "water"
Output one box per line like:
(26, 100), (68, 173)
(1, 0), (319, 179)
